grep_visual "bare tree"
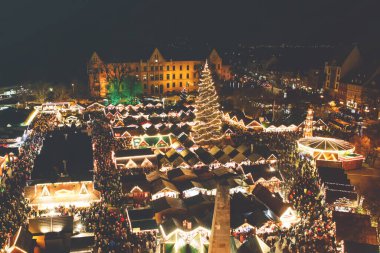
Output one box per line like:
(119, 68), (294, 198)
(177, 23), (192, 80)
(101, 63), (131, 92)
(34, 82), (49, 103)
(53, 85), (70, 101)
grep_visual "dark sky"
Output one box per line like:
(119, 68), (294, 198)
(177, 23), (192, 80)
(0, 0), (379, 86)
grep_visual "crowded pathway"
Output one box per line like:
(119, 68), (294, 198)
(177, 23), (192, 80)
(0, 114), (55, 248)
(87, 114), (158, 252)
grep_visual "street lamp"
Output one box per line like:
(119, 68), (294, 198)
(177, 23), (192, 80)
(72, 83), (75, 97)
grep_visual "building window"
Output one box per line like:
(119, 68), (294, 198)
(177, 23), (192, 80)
(167, 83), (170, 88)
(172, 82), (176, 88)
(143, 74), (147, 80)
(166, 74), (170, 80)
(166, 65), (170, 71)
(186, 73), (189, 79)
(186, 65), (189, 70)
(144, 84), (147, 89)
(155, 66), (158, 71)
(180, 74), (182, 79)
(155, 75), (159, 80)
(150, 66), (154, 71)
(172, 74), (175, 79)
(160, 74), (163, 80)
(136, 67), (139, 71)
(150, 75), (154, 81)
(180, 82), (182, 87)
(180, 65), (182, 71)
(172, 66), (175, 71)
(160, 66), (163, 71)
(144, 66), (148, 72)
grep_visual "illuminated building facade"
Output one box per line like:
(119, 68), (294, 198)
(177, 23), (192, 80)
(87, 48), (232, 97)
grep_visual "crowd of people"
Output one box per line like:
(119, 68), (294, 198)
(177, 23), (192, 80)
(0, 104), (346, 253)
(81, 203), (131, 252)
(0, 114), (55, 248)
(284, 159), (337, 253)
(90, 118), (123, 205)
(81, 202), (157, 252)
(230, 127), (339, 252)
(88, 115), (159, 252)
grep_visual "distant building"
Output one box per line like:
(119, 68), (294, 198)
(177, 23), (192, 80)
(324, 45), (362, 96)
(87, 48), (232, 97)
(324, 45), (380, 112)
(337, 65), (380, 111)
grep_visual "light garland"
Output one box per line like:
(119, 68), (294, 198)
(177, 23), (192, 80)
(192, 61), (223, 145)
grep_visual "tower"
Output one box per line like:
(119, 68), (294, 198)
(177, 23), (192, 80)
(208, 180), (231, 253)
(303, 108), (314, 138)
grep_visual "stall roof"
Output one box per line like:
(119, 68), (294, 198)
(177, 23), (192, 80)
(115, 148), (154, 158)
(333, 211), (378, 246)
(252, 184), (291, 218)
(151, 197), (185, 213)
(242, 164), (283, 182)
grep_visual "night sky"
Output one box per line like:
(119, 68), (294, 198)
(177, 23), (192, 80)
(0, 0), (379, 86)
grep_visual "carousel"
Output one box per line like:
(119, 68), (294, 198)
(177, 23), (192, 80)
(297, 137), (363, 170)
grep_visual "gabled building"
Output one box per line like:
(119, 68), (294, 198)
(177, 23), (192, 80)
(113, 148), (158, 170)
(324, 45), (362, 96)
(87, 48), (232, 97)
(24, 181), (101, 210)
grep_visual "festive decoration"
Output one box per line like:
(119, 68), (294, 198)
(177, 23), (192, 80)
(192, 61), (223, 145)
(303, 108), (313, 138)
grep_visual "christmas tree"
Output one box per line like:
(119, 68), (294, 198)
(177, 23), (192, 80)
(192, 61), (223, 145)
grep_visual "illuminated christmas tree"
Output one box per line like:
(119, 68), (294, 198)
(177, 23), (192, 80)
(192, 61), (223, 145)
(303, 108), (313, 137)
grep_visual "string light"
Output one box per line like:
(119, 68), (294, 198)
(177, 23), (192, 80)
(192, 61), (223, 145)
